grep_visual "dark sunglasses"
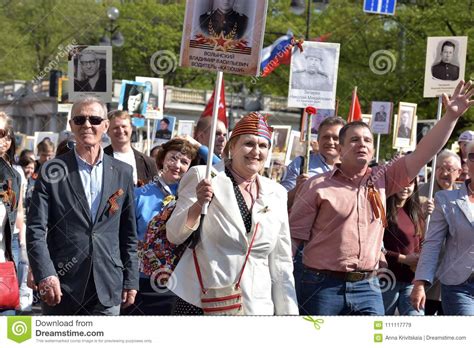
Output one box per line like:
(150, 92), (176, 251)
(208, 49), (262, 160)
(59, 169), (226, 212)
(0, 129), (8, 138)
(468, 153), (474, 162)
(72, 115), (105, 126)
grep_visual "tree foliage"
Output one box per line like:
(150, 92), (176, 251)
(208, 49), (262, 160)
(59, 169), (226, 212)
(0, 0), (472, 156)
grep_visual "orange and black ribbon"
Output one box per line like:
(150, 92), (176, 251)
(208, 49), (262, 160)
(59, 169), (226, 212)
(0, 179), (16, 208)
(108, 189), (124, 215)
(367, 182), (387, 228)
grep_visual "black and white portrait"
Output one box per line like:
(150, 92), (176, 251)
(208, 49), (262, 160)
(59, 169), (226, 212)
(68, 45), (112, 102)
(180, 0), (268, 76)
(423, 36), (467, 98)
(291, 46), (333, 91)
(199, 0), (249, 40)
(371, 101), (392, 135)
(288, 41), (340, 109)
(393, 102), (417, 149)
(431, 40), (460, 81)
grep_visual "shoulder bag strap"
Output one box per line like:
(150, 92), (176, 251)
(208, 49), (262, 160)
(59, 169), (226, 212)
(192, 222), (260, 293)
(236, 223), (259, 287)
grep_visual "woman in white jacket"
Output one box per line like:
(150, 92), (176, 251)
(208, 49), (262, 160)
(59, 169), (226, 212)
(166, 112), (298, 315)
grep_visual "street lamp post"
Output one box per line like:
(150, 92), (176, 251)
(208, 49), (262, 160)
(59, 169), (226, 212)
(290, 0), (311, 39)
(99, 7), (125, 47)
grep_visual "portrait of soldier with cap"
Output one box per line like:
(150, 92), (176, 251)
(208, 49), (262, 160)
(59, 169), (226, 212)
(291, 46), (332, 91)
(199, 0), (248, 40)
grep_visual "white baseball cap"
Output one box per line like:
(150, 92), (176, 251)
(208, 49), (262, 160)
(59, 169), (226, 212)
(458, 130), (474, 143)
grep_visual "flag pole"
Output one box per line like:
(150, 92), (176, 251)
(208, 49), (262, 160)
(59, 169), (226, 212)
(350, 86), (357, 122)
(146, 118), (151, 156)
(202, 70), (224, 215)
(304, 111), (312, 174)
(303, 106), (316, 174)
(375, 133), (381, 163)
(424, 95), (443, 230)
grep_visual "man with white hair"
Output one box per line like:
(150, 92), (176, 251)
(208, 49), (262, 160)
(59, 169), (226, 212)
(417, 149), (462, 315)
(74, 50), (107, 92)
(419, 149), (462, 197)
(27, 97), (138, 315)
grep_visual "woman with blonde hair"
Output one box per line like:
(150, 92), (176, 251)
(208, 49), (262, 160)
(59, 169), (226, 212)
(166, 112), (298, 315)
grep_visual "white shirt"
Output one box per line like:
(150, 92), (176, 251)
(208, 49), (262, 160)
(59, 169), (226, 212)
(113, 150), (137, 184)
(0, 202), (7, 262)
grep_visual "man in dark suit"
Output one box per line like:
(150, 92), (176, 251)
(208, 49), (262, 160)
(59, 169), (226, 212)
(397, 111), (412, 139)
(374, 105), (387, 122)
(27, 97), (138, 315)
(155, 118), (172, 140)
(199, 0), (248, 40)
(431, 41), (460, 81)
(74, 50), (107, 92)
(104, 110), (158, 187)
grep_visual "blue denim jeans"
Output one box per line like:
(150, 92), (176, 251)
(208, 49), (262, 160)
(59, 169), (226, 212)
(293, 245), (304, 310)
(300, 269), (385, 315)
(382, 280), (423, 315)
(11, 233), (20, 266)
(441, 277), (474, 315)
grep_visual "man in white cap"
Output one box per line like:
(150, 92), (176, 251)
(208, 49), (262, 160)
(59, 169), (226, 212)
(457, 130), (474, 181)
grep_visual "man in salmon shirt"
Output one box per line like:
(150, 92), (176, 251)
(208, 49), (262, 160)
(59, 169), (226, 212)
(290, 80), (474, 315)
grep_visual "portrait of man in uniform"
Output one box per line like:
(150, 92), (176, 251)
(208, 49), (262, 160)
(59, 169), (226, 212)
(431, 40), (460, 81)
(291, 47), (332, 91)
(199, 0), (248, 40)
(374, 104), (387, 122)
(74, 49), (107, 92)
(397, 110), (412, 139)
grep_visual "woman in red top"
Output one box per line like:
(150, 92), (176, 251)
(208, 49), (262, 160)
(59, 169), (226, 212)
(382, 178), (428, 315)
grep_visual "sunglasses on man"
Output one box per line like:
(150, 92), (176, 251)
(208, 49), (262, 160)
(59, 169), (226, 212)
(72, 115), (105, 126)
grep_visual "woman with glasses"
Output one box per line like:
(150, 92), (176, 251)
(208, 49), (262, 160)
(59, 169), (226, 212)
(0, 112), (23, 315)
(412, 140), (474, 315)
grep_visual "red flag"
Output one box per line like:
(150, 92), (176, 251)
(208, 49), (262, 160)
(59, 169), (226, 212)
(201, 79), (227, 128)
(347, 87), (362, 123)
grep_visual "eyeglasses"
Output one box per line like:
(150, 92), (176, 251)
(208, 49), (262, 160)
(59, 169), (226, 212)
(72, 115), (105, 126)
(436, 166), (460, 174)
(468, 153), (474, 162)
(80, 60), (97, 66)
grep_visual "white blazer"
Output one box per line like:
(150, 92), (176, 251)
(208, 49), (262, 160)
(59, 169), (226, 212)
(166, 164), (298, 315)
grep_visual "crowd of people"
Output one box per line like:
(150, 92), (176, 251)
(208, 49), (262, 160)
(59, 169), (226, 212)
(0, 80), (473, 316)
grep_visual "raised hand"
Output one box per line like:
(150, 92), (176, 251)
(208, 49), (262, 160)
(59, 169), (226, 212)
(443, 80), (474, 119)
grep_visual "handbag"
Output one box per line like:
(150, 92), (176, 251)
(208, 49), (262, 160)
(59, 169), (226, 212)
(0, 261), (20, 310)
(193, 223), (259, 315)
